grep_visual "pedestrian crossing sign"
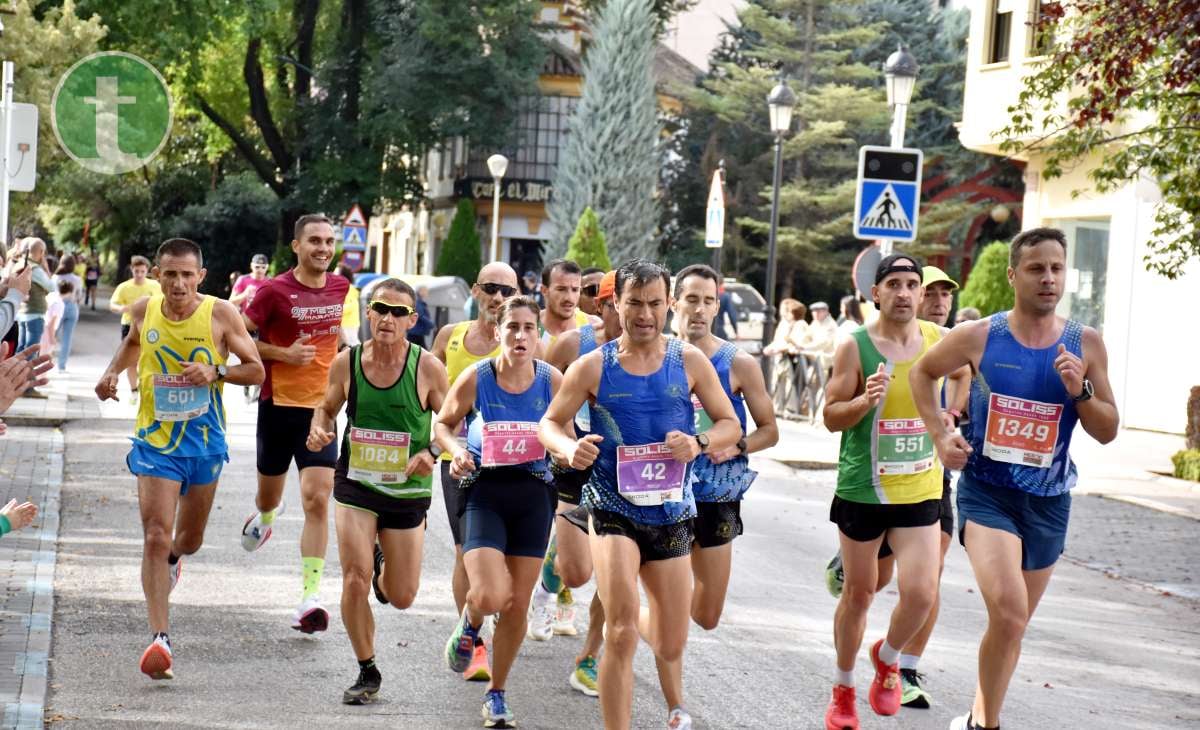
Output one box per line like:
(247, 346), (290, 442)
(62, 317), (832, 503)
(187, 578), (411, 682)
(853, 146), (922, 243)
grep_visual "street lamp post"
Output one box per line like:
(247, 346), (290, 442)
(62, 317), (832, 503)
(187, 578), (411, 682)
(880, 44), (918, 255)
(760, 79), (797, 382)
(487, 154), (508, 262)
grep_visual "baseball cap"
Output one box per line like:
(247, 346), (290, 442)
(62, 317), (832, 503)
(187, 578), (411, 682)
(597, 270), (616, 301)
(251, 254), (269, 265)
(810, 301), (829, 311)
(874, 253), (923, 285)
(921, 265), (959, 290)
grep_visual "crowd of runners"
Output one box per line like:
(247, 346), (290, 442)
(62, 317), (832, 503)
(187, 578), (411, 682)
(93, 216), (1117, 730)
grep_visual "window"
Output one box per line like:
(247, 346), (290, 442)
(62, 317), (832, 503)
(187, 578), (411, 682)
(987, 1), (1012, 64)
(467, 95), (578, 181)
(1054, 220), (1110, 332)
(1027, 0), (1059, 57)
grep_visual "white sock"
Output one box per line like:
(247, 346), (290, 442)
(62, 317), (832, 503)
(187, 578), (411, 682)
(900, 653), (920, 671)
(878, 640), (901, 666)
(834, 668), (854, 687)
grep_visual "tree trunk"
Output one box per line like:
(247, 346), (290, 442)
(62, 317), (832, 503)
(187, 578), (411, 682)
(1187, 385), (1200, 451)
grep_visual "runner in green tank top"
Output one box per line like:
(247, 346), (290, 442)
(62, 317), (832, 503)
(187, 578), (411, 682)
(306, 278), (449, 706)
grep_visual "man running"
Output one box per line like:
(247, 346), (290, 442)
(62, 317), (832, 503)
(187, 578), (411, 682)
(110, 255), (162, 404)
(538, 258), (593, 346)
(910, 228), (1118, 730)
(821, 253), (967, 730)
(652, 264), (779, 727)
(95, 238), (263, 680)
(229, 254), (270, 312)
(240, 214), (350, 634)
(431, 261), (520, 682)
(306, 278), (449, 704)
(541, 269), (621, 696)
(436, 295), (561, 729)
(578, 267), (605, 317)
(539, 260), (741, 730)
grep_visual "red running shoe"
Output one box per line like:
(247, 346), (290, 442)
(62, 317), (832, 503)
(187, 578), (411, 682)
(139, 636), (173, 680)
(869, 639), (901, 715)
(824, 684), (858, 730)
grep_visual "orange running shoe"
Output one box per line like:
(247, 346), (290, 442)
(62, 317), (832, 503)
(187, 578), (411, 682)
(824, 684), (858, 730)
(463, 639), (491, 682)
(139, 635), (174, 680)
(868, 639), (901, 715)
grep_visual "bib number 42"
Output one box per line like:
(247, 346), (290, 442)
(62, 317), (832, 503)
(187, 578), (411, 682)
(640, 462), (668, 481)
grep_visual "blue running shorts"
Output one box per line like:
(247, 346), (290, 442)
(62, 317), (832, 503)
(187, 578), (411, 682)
(127, 441), (228, 495)
(956, 471), (1070, 571)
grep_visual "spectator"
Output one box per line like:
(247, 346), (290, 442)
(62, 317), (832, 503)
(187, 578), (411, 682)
(521, 269), (544, 308)
(804, 301), (838, 357)
(408, 286), (435, 349)
(955, 306), (981, 325)
(837, 295), (864, 336)
(0, 499), (38, 537)
(763, 298), (801, 357)
(713, 285), (740, 341)
(41, 283), (64, 360)
(0, 256), (32, 348)
(51, 279), (79, 372)
(14, 239), (53, 398)
(338, 263), (361, 348)
(84, 257), (101, 310)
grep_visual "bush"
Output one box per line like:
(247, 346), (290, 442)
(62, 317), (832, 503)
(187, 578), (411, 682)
(564, 207), (613, 271)
(1172, 449), (1200, 482)
(960, 241), (1015, 316)
(434, 199), (482, 284)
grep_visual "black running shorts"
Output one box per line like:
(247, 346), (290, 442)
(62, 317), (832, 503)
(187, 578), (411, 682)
(693, 500), (743, 549)
(333, 472), (430, 531)
(589, 508), (693, 564)
(256, 399), (337, 475)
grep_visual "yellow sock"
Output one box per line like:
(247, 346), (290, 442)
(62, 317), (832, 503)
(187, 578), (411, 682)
(302, 557), (324, 600)
(260, 508), (276, 526)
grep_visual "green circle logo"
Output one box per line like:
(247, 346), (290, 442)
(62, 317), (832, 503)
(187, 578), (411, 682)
(51, 52), (173, 175)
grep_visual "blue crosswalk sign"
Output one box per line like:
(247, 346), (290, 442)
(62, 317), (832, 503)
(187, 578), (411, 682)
(853, 146), (922, 243)
(343, 225), (367, 247)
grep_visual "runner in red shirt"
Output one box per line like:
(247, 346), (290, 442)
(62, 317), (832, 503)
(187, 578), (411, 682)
(239, 214), (350, 634)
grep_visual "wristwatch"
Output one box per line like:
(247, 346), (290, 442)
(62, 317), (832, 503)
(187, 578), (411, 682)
(694, 433), (710, 453)
(215, 364), (228, 381)
(1072, 378), (1094, 403)
(736, 437), (748, 456)
(426, 443), (443, 459)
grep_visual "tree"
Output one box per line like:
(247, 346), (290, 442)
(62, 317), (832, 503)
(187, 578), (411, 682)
(999, 0), (1200, 279)
(958, 241), (1013, 316)
(548, 0), (660, 263)
(564, 207), (613, 271)
(434, 200), (482, 285)
(577, 0), (695, 35)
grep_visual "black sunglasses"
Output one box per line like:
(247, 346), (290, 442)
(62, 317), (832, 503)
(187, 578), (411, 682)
(480, 282), (518, 297)
(369, 300), (415, 318)
(581, 284), (600, 297)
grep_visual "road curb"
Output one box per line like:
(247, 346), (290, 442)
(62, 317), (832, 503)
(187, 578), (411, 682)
(1098, 493), (1200, 522)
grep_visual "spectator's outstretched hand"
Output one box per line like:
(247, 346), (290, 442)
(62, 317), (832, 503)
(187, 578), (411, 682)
(0, 347), (52, 414)
(1, 498), (38, 532)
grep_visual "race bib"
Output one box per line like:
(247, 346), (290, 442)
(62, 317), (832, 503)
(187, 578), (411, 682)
(347, 427), (411, 483)
(152, 374), (210, 422)
(983, 393), (1062, 469)
(616, 442), (686, 506)
(691, 395), (714, 433)
(480, 421), (545, 467)
(876, 418), (934, 475)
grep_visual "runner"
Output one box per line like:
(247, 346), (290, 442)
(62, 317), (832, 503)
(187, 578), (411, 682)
(538, 259), (741, 730)
(430, 261), (520, 682)
(229, 254), (270, 313)
(435, 295), (561, 729)
(239, 214), (350, 634)
(909, 228), (1118, 730)
(821, 253), (967, 730)
(94, 238), (264, 680)
(541, 269), (621, 696)
(109, 255), (162, 404)
(823, 264), (967, 710)
(538, 258), (593, 347)
(651, 264), (779, 726)
(84, 256), (101, 310)
(305, 277), (449, 704)
(578, 267), (605, 317)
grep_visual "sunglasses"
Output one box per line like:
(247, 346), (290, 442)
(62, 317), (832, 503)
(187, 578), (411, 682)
(479, 282), (518, 297)
(369, 301), (415, 318)
(581, 285), (600, 297)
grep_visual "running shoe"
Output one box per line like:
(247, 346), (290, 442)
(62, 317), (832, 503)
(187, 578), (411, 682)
(372, 543), (388, 605)
(527, 592), (555, 642)
(948, 712), (975, 730)
(553, 587), (578, 636)
(868, 639), (901, 716)
(139, 635), (173, 680)
(463, 639), (491, 681)
(481, 688), (515, 729)
(825, 550), (844, 598)
(445, 609), (481, 674)
(824, 684), (858, 730)
(291, 596), (330, 634)
(168, 558), (181, 594)
(240, 501), (285, 552)
(900, 668), (932, 709)
(342, 666), (382, 705)
(569, 655), (598, 697)
(667, 706), (693, 729)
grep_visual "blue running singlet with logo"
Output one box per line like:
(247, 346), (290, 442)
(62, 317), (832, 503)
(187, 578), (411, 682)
(465, 359), (554, 484)
(583, 337), (696, 525)
(963, 312), (1083, 496)
(691, 341), (756, 502)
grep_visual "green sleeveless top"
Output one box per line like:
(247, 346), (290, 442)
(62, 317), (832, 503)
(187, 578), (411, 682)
(338, 342), (433, 499)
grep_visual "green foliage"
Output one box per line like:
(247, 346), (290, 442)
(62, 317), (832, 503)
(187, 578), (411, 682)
(998, 0), (1200, 279)
(1172, 449), (1200, 482)
(434, 200), (482, 285)
(959, 241), (1014, 316)
(564, 207), (613, 271)
(577, 0), (694, 35)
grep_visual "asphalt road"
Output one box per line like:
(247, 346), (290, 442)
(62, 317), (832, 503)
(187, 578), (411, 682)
(41, 305), (1200, 729)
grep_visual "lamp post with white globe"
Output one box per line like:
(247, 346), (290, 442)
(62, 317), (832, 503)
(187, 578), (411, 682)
(487, 154), (508, 262)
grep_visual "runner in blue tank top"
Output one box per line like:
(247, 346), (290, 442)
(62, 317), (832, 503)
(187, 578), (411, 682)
(538, 260), (743, 730)
(910, 228), (1118, 730)
(644, 265), (778, 726)
(539, 270), (623, 696)
(434, 295), (563, 729)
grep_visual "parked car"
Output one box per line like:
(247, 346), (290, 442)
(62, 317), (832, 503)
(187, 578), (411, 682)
(356, 273), (470, 343)
(723, 279), (766, 354)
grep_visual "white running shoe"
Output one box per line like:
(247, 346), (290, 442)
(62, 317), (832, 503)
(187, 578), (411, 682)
(240, 501), (285, 552)
(291, 596), (330, 634)
(168, 559), (181, 593)
(667, 706), (693, 730)
(553, 587), (578, 636)
(526, 593), (555, 642)
(949, 713), (972, 730)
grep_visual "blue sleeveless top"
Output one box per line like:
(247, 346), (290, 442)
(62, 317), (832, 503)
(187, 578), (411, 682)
(583, 337), (696, 525)
(579, 324), (597, 357)
(963, 313), (1083, 496)
(464, 359), (554, 484)
(692, 341), (756, 502)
